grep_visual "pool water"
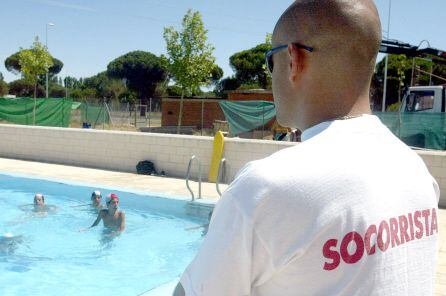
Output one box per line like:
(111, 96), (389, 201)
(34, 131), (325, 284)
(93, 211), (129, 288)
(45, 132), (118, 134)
(0, 174), (209, 295)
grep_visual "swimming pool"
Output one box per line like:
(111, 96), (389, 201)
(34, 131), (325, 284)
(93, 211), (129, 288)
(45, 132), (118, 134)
(0, 173), (211, 295)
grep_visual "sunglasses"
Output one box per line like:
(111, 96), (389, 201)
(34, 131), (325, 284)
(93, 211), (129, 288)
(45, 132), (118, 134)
(265, 43), (314, 74)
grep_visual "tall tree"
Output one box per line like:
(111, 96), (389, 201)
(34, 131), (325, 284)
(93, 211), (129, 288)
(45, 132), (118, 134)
(64, 76), (81, 90)
(18, 37), (53, 99)
(0, 72), (8, 96)
(5, 51), (63, 76)
(18, 37), (53, 124)
(229, 42), (272, 89)
(9, 79), (44, 97)
(107, 51), (166, 115)
(163, 9), (216, 133)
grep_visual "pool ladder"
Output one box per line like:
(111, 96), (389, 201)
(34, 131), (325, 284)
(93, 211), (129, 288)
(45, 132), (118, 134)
(216, 158), (226, 197)
(186, 155), (202, 201)
(187, 156), (227, 201)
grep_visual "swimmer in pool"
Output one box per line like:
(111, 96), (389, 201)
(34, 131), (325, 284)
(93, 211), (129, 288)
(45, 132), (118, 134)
(80, 193), (125, 232)
(33, 193), (45, 210)
(32, 193), (57, 214)
(71, 190), (104, 210)
(90, 190), (104, 209)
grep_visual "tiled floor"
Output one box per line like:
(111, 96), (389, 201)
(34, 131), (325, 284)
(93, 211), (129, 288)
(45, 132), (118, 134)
(0, 157), (444, 295)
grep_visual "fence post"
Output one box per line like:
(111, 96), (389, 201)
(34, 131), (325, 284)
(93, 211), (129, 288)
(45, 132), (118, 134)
(149, 97), (152, 130)
(103, 98), (105, 130)
(201, 99), (204, 136)
(134, 104), (137, 127)
(262, 103), (265, 139)
(33, 98), (37, 125)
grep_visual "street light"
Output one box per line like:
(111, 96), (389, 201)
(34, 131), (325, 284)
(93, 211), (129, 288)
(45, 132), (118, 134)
(45, 22), (55, 98)
(381, 0), (392, 112)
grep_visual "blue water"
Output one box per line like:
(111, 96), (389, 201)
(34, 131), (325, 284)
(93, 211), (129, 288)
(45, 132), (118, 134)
(0, 174), (209, 296)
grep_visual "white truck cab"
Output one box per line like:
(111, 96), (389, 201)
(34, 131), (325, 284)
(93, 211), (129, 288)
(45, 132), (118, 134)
(401, 85), (446, 113)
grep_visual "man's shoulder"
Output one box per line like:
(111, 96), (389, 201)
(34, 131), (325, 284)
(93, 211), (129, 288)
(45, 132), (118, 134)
(236, 143), (319, 179)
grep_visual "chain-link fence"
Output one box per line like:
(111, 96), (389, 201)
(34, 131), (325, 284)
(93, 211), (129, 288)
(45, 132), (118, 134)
(68, 98), (162, 131)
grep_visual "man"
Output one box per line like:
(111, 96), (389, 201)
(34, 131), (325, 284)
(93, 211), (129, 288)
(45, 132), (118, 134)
(83, 193), (125, 232)
(90, 190), (103, 209)
(174, 1), (439, 295)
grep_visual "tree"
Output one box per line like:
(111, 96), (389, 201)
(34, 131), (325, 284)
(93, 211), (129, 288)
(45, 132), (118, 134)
(17, 37), (53, 124)
(83, 71), (126, 100)
(105, 79), (126, 101)
(0, 72), (8, 96)
(164, 9), (216, 133)
(0, 81), (8, 97)
(9, 79), (44, 97)
(107, 51), (166, 115)
(18, 37), (53, 99)
(229, 42), (272, 89)
(5, 51), (63, 76)
(214, 76), (241, 98)
(210, 65), (223, 85)
(49, 84), (66, 98)
(64, 76), (82, 90)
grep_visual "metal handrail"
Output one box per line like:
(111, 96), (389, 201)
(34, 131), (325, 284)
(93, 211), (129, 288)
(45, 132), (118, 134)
(216, 158), (226, 197)
(186, 155), (202, 201)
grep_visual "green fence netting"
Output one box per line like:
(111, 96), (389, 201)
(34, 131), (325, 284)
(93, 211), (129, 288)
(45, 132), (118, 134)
(374, 112), (446, 150)
(80, 102), (110, 127)
(218, 101), (446, 150)
(71, 102), (82, 110)
(219, 100), (276, 135)
(0, 97), (72, 127)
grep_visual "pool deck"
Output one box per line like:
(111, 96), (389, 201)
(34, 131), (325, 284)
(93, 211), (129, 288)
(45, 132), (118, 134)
(0, 157), (225, 200)
(0, 157), (445, 295)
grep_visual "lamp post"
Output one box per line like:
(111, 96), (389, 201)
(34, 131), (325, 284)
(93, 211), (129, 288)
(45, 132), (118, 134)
(45, 22), (55, 98)
(381, 0), (392, 112)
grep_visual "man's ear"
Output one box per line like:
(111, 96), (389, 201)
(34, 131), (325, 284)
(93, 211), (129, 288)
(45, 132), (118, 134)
(288, 44), (305, 83)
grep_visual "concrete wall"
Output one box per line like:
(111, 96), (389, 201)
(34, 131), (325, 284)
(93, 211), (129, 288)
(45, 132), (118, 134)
(0, 124), (291, 183)
(417, 151), (446, 207)
(0, 124), (444, 206)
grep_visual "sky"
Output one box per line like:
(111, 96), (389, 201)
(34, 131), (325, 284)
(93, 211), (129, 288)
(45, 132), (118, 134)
(1, 0), (446, 83)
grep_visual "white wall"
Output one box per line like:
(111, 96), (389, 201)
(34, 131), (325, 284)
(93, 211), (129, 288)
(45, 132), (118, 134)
(0, 124), (291, 183)
(0, 124), (444, 206)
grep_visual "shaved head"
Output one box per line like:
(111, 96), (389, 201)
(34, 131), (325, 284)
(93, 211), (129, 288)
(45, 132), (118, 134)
(274, 0), (381, 81)
(271, 0), (382, 130)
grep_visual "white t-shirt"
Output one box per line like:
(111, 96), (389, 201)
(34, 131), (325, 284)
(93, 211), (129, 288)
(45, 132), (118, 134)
(180, 115), (439, 296)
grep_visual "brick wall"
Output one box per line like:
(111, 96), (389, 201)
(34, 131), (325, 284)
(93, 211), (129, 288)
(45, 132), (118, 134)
(228, 90), (273, 101)
(162, 98), (226, 128)
(161, 91), (274, 129)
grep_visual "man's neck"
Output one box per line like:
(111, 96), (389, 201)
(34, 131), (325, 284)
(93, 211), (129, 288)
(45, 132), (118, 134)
(299, 96), (372, 131)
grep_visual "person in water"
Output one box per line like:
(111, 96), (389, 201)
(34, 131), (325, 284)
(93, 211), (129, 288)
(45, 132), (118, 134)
(90, 190), (103, 209)
(33, 193), (45, 209)
(82, 193), (125, 232)
(32, 193), (57, 213)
